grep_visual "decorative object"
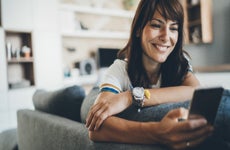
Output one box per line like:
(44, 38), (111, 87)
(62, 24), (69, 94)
(22, 46), (31, 58)
(191, 27), (201, 43)
(122, 0), (138, 10)
(6, 42), (12, 60)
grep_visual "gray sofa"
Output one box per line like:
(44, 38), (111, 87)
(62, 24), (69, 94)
(17, 86), (168, 150)
(16, 85), (230, 150)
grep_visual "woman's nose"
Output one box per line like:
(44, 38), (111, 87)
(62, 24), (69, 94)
(159, 27), (170, 42)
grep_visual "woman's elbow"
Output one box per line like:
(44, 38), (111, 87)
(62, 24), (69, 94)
(88, 131), (96, 141)
(88, 131), (103, 142)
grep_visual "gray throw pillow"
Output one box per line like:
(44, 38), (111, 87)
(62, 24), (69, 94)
(33, 85), (85, 122)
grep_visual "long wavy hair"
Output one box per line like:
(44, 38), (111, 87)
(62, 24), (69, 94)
(118, 0), (190, 88)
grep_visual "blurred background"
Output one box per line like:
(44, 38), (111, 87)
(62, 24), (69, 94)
(0, 0), (229, 133)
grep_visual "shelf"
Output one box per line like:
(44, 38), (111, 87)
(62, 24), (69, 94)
(59, 4), (134, 18)
(194, 64), (230, 73)
(8, 57), (34, 63)
(181, 0), (213, 44)
(63, 74), (98, 86)
(5, 31), (35, 89)
(188, 19), (201, 27)
(187, 3), (200, 9)
(62, 30), (130, 39)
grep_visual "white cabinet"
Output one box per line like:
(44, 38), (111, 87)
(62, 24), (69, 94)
(0, 28), (7, 92)
(33, 31), (63, 89)
(0, 93), (9, 133)
(1, 0), (33, 30)
(32, 0), (63, 89)
(0, 0), (63, 132)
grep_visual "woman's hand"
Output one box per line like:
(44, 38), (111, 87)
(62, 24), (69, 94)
(155, 108), (213, 150)
(86, 91), (132, 131)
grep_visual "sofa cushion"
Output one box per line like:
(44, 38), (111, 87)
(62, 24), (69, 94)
(33, 85), (85, 122)
(81, 86), (100, 123)
(0, 128), (18, 150)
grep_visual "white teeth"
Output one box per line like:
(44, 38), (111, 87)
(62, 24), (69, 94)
(156, 45), (168, 51)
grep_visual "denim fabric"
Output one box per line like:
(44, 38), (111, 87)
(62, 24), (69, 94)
(214, 89), (230, 142)
(197, 89), (230, 150)
(117, 89), (230, 149)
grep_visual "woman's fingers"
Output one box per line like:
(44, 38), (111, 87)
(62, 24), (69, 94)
(171, 129), (212, 150)
(166, 107), (188, 121)
(86, 103), (103, 128)
(86, 102), (111, 131)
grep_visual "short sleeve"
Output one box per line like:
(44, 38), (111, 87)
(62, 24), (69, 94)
(99, 59), (131, 93)
(184, 53), (193, 73)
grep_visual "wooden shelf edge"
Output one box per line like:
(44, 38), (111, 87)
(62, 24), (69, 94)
(194, 64), (230, 73)
(62, 30), (129, 39)
(59, 4), (134, 18)
(8, 57), (34, 63)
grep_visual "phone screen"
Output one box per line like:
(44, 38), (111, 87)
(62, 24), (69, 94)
(188, 87), (224, 125)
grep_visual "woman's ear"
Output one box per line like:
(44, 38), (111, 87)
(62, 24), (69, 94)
(136, 28), (141, 37)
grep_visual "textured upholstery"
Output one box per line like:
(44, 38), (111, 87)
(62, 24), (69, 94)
(81, 86), (99, 123)
(0, 129), (18, 150)
(18, 86), (230, 150)
(33, 85), (85, 122)
(17, 109), (166, 150)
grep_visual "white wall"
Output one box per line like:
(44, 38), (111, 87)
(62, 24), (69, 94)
(196, 72), (230, 89)
(33, 0), (63, 89)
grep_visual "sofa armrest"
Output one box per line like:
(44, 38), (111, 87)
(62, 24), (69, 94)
(17, 109), (166, 150)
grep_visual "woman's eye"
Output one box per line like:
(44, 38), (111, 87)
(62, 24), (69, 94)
(170, 27), (178, 31)
(150, 24), (161, 28)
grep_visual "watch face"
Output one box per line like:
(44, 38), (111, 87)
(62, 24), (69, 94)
(133, 87), (144, 99)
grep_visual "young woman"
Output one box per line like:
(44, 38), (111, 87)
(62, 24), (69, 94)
(86, 0), (229, 149)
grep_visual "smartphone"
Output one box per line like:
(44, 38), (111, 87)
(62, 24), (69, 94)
(188, 86), (224, 125)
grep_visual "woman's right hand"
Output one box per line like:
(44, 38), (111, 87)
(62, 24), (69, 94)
(86, 91), (132, 131)
(155, 108), (213, 150)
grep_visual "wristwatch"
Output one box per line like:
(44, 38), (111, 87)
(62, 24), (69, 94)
(132, 87), (145, 108)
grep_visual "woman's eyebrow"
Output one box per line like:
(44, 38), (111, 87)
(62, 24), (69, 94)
(151, 18), (164, 24)
(151, 18), (179, 25)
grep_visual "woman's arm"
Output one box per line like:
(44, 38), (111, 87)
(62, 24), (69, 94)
(86, 91), (132, 131)
(86, 72), (200, 131)
(144, 72), (200, 106)
(89, 108), (213, 149)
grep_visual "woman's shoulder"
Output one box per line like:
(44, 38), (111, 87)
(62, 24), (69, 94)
(113, 59), (127, 66)
(109, 59), (127, 70)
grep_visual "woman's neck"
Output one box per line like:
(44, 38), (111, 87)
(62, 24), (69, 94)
(142, 54), (161, 84)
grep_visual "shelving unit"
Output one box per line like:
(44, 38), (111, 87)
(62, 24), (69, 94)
(60, 4), (134, 18)
(5, 30), (35, 89)
(59, 4), (133, 39)
(62, 30), (129, 39)
(180, 0), (213, 44)
(58, 1), (135, 90)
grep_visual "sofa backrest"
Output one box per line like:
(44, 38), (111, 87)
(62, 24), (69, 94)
(33, 85), (85, 122)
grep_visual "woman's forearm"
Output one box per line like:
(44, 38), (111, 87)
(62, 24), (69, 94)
(89, 116), (160, 144)
(145, 72), (200, 106)
(145, 86), (196, 106)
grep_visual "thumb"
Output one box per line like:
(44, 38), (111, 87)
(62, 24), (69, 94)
(166, 108), (188, 120)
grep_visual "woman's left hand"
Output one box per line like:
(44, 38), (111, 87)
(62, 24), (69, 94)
(86, 91), (132, 131)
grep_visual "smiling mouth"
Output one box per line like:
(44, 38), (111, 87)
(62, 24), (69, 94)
(153, 44), (170, 52)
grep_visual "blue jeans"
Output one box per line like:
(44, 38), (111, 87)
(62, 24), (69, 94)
(117, 89), (230, 149)
(196, 89), (230, 150)
(213, 89), (230, 142)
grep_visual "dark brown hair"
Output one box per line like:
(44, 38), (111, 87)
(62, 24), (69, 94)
(118, 0), (190, 88)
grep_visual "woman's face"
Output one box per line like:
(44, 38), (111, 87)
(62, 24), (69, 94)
(141, 10), (179, 63)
